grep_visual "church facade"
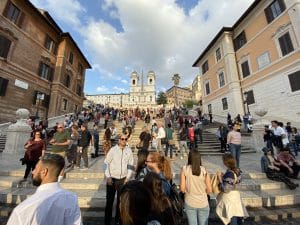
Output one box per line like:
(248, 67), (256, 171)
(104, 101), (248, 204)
(85, 71), (157, 108)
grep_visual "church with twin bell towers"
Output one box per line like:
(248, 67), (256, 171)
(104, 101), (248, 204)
(85, 71), (157, 108)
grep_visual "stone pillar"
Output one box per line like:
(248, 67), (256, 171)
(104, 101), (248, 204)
(251, 109), (269, 152)
(4, 109), (32, 154)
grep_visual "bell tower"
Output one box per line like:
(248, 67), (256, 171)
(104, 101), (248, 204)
(130, 71), (140, 93)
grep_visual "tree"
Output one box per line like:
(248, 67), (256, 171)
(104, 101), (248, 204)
(157, 91), (167, 105)
(183, 100), (198, 109)
(172, 73), (180, 86)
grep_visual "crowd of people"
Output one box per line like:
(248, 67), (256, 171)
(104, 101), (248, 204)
(6, 106), (300, 225)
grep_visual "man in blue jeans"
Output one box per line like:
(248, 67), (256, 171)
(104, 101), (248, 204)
(104, 134), (134, 225)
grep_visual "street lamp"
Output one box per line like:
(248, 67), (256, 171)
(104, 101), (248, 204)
(120, 93), (123, 108)
(243, 91), (250, 114)
(35, 92), (45, 119)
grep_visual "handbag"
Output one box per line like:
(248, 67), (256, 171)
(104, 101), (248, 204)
(211, 174), (221, 194)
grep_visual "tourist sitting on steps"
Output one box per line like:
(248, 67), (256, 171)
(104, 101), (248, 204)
(261, 147), (298, 190)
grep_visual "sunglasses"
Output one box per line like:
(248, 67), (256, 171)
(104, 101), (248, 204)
(120, 138), (128, 141)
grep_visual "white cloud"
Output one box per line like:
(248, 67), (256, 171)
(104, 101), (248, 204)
(112, 86), (126, 92)
(96, 86), (108, 92)
(81, 0), (254, 90)
(121, 79), (128, 84)
(30, 0), (85, 27)
(31, 0), (255, 93)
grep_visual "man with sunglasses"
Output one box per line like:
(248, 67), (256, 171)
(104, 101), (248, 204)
(49, 122), (71, 182)
(104, 134), (134, 225)
(7, 154), (81, 225)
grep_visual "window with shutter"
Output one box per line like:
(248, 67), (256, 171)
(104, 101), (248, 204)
(278, 32), (294, 56)
(32, 91), (38, 105)
(69, 52), (73, 64)
(288, 71), (300, 92)
(4, 1), (20, 24)
(0, 77), (9, 96)
(42, 94), (50, 108)
(264, 0), (286, 24)
(0, 35), (12, 58)
(38, 62), (54, 81)
(216, 48), (221, 62)
(44, 35), (56, 54)
(222, 98), (228, 110)
(63, 74), (70, 88)
(76, 84), (82, 96)
(219, 71), (225, 87)
(202, 60), (209, 74)
(205, 82), (210, 95)
(241, 61), (250, 78)
(234, 31), (247, 51)
(245, 90), (255, 105)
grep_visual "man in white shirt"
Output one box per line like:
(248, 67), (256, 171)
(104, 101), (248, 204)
(104, 134), (134, 225)
(157, 122), (166, 152)
(7, 154), (81, 225)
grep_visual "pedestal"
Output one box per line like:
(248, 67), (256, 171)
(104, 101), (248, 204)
(4, 109), (31, 154)
(251, 108), (269, 152)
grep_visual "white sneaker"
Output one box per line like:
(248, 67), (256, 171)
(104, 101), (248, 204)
(81, 166), (88, 170)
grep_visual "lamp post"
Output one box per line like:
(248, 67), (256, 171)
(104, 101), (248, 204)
(35, 92), (45, 119)
(120, 93), (123, 108)
(243, 91), (250, 114)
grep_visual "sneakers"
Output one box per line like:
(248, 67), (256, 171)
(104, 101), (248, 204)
(80, 166), (88, 170)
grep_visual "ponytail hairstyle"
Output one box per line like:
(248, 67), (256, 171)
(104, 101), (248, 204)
(222, 153), (239, 174)
(149, 152), (172, 181)
(187, 150), (202, 176)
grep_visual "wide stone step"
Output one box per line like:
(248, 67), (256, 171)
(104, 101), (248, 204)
(60, 178), (103, 190)
(65, 172), (105, 179)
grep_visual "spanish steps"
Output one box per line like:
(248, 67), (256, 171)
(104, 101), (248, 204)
(0, 118), (299, 224)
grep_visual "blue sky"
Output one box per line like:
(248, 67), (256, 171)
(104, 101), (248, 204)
(30, 0), (254, 95)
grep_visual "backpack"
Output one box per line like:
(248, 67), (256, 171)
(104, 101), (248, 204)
(164, 179), (185, 225)
(188, 127), (194, 142)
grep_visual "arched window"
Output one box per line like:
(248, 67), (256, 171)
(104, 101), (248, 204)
(132, 80), (135, 85)
(149, 78), (152, 84)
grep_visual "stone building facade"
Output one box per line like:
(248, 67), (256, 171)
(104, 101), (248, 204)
(165, 86), (192, 107)
(193, 0), (300, 125)
(86, 71), (156, 108)
(191, 74), (202, 104)
(0, 0), (91, 123)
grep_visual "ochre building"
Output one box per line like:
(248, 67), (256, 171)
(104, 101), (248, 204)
(193, 0), (300, 125)
(0, 0), (91, 123)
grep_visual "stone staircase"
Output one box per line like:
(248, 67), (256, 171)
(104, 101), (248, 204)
(0, 119), (299, 224)
(0, 158), (300, 224)
(0, 134), (6, 153)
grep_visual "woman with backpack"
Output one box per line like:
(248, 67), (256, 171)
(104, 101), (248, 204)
(143, 172), (176, 225)
(180, 151), (212, 225)
(216, 154), (248, 225)
(145, 152), (172, 196)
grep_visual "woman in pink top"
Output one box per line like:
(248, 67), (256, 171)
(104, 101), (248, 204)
(180, 151), (212, 225)
(227, 124), (242, 168)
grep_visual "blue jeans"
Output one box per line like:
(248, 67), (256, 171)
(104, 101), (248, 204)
(231, 216), (243, 225)
(229, 144), (241, 168)
(185, 203), (209, 225)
